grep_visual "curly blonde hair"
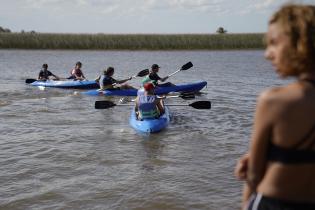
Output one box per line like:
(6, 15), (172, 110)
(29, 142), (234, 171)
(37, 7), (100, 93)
(269, 4), (315, 75)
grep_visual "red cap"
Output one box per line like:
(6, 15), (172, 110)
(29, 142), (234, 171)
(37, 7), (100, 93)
(144, 82), (154, 91)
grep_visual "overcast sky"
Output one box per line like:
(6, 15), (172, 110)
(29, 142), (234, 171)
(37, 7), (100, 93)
(1, 0), (314, 34)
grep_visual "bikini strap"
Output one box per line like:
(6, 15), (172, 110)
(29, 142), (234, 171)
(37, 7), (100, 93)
(292, 121), (315, 148)
(302, 78), (315, 86)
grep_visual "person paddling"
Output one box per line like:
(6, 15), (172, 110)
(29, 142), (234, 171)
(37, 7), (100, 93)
(68, 61), (86, 81)
(135, 82), (165, 120)
(38, 63), (59, 81)
(142, 64), (174, 87)
(96, 67), (136, 90)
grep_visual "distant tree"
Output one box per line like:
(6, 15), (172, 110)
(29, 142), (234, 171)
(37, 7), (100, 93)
(0, 26), (11, 33)
(21, 30), (25, 33)
(30, 30), (36, 34)
(216, 27), (227, 34)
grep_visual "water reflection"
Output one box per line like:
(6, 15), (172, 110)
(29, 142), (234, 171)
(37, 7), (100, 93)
(140, 138), (166, 171)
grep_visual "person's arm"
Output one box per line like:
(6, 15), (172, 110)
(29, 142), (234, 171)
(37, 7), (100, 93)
(155, 98), (164, 114)
(235, 153), (249, 181)
(245, 90), (274, 202)
(235, 153), (251, 210)
(152, 73), (168, 82)
(116, 77), (132, 84)
(160, 76), (169, 82)
(38, 72), (42, 80)
(81, 72), (86, 79)
(51, 73), (60, 80)
(135, 96), (140, 112)
(95, 75), (101, 83)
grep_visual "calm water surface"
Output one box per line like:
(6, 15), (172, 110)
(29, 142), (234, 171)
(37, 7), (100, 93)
(0, 50), (290, 210)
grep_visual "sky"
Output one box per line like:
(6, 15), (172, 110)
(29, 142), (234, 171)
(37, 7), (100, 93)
(1, 0), (315, 34)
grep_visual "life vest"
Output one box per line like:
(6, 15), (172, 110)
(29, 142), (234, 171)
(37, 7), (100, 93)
(138, 95), (159, 119)
(100, 75), (116, 90)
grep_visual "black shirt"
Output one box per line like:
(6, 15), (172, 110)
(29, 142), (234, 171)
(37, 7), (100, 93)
(149, 72), (161, 81)
(102, 76), (117, 86)
(38, 70), (53, 80)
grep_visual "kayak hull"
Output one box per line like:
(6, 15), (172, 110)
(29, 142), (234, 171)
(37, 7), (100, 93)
(83, 81), (207, 96)
(31, 80), (99, 89)
(129, 106), (170, 133)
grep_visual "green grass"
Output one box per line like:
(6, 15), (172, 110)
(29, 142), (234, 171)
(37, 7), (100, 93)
(0, 33), (265, 50)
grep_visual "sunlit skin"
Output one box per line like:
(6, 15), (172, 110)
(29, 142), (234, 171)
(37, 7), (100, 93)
(235, 21), (315, 209)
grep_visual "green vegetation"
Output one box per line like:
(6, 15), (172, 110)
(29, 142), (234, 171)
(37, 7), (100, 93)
(0, 33), (265, 50)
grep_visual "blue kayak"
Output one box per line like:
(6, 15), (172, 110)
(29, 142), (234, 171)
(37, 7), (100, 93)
(83, 81), (207, 96)
(129, 106), (170, 133)
(30, 80), (99, 89)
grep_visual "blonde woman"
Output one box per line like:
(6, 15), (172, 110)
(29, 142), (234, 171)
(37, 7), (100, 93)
(235, 4), (315, 210)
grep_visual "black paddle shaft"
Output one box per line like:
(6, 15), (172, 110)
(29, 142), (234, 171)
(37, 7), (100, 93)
(25, 78), (37, 84)
(95, 100), (211, 110)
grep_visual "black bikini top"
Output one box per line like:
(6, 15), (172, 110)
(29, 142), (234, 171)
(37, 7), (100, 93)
(267, 79), (315, 164)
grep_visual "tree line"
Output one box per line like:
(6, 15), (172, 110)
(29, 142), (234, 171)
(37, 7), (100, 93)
(1, 26), (227, 34)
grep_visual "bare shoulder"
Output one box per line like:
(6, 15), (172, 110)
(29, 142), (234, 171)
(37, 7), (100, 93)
(259, 83), (301, 103)
(257, 86), (282, 106)
(257, 82), (307, 116)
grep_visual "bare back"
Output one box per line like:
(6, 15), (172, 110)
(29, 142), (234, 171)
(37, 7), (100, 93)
(256, 80), (315, 202)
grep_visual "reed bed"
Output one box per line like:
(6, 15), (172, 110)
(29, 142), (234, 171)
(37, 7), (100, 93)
(0, 33), (265, 50)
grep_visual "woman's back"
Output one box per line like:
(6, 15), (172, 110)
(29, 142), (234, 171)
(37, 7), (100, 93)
(258, 80), (315, 202)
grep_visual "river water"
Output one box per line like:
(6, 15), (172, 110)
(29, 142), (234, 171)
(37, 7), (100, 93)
(0, 50), (289, 210)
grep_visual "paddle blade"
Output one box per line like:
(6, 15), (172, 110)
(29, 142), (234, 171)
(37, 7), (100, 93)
(25, 78), (37, 84)
(136, 69), (149, 77)
(95, 101), (116, 109)
(180, 62), (193, 70)
(189, 101), (211, 109)
(179, 92), (195, 100)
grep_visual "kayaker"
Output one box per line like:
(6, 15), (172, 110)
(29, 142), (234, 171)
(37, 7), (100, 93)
(68, 61), (86, 81)
(135, 82), (165, 120)
(96, 66), (136, 90)
(38, 63), (60, 81)
(234, 4), (315, 210)
(142, 64), (174, 87)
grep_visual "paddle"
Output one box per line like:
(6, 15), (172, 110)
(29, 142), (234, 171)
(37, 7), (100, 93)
(167, 61), (193, 78)
(95, 100), (210, 110)
(107, 69), (149, 88)
(131, 69), (149, 78)
(165, 92), (195, 100)
(119, 93), (195, 104)
(167, 101), (211, 109)
(25, 78), (37, 84)
(25, 77), (70, 84)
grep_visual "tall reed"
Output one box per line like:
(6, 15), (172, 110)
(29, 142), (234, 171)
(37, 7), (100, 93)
(0, 33), (265, 50)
